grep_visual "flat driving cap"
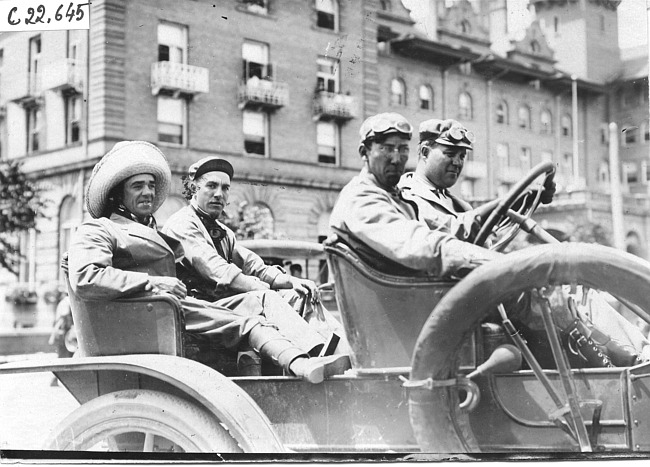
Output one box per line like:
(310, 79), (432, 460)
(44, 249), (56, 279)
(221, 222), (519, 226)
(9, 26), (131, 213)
(86, 141), (171, 219)
(188, 157), (234, 181)
(419, 119), (475, 149)
(358, 112), (413, 145)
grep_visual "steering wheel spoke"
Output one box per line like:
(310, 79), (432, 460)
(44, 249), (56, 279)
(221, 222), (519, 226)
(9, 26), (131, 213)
(473, 162), (555, 250)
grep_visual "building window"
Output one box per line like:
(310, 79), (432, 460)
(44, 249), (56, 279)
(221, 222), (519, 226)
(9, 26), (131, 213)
(518, 105), (531, 129)
(520, 146), (531, 171)
(243, 40), (271, 81)
(419, 85), (433, 110)
(157, 96), (186, 146)
(561, 114), (572, 137)
(540, 109), (552, 134)
(28, 35), (41, 93)
(65, 95), (81, 144)
(553, 16), (558, 33)
(460, 20), (471, 34)
(562, 153), (573, 178)
(624, 126), (639, 146)
(459, 92), (472, 120)
(496, 100), (508, 124)
(317, 121), (338, 165)
(390, 78), (406, 106)
(243, 110), (267, 156)
(598, 161), (609, 184)
(496, 143), (509, 166)
(158, 22), (187, 64)
(316, 0), (338, 31)
(645, 122), (650, 142)
(26, 106), (42, 153)
(317, 56), (339, 93)
(624, 162), (638, 184)
(379, 0), (391, 11)
(600, 123), (609, 145)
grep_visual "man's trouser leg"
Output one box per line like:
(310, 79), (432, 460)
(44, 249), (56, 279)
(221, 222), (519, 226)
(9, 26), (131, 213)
(214, 290), (326, 355)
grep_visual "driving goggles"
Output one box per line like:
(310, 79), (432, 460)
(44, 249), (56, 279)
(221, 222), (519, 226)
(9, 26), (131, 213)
(442, 126), (476, 144)
(361, 117), (413, 141)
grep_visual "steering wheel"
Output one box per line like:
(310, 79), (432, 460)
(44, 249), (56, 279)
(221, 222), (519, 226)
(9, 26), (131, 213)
(473, 162), (556, 250)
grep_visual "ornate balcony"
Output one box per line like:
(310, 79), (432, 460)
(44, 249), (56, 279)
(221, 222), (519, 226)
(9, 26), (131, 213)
(42, 59), (84, 94)
(237, 77), (289, 110)
(151, 61), (209, 97)
(313, 91), (356, 121)
(462, 160), (487, 179)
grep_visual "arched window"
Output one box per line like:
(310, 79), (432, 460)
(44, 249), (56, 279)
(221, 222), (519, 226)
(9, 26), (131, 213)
(390, 78), (406, 106)
(316, 0), (338, 31)
(458, 92), (472, 120)
(540, 109), (552, 134)
(496, 100), (508, 124)
(460, 20), (471, 34)
(419, 85), (433, 110)
(518, 105), (531, 129)
(561, 114), (572, 137)
(58, 196), (82, 282)
(240, 202), (275, 239)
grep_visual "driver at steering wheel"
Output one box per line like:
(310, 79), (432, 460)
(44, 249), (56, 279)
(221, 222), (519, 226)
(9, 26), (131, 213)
(400, 118), (650, 366)
(399, 118), (555, 243)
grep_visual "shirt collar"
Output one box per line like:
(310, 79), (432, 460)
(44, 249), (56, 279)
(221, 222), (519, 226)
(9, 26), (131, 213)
(414, 172), (449, 198)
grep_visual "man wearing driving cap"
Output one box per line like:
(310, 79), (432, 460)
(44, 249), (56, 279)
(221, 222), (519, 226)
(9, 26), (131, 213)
(329, 112), (492, 277)
(67, 141), (350, 383)
(162, 156), (346, 352)
(399, 119), (650, 365)
(399, 118), (555, 243)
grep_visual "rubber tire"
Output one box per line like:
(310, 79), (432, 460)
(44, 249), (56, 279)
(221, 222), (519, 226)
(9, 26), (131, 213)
(409, 243), (650, 453)
(45, 389), (242, 452)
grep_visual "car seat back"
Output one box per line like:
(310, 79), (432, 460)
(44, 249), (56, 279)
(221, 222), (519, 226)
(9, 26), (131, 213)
(324, 233), (456, 370)
(61, 253), (184, 357)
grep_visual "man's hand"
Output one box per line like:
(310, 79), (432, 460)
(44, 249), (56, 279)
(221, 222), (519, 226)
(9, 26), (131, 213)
(146, 276), (187, 299)
(540, 176), (556, 205)
(272, 274), (320, 302)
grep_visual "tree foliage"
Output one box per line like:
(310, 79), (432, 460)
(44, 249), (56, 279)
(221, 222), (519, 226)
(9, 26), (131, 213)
(0, 160), (45, 275)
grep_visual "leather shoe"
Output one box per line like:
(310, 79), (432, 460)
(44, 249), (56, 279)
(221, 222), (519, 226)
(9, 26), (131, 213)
(290, 354), (351, 384)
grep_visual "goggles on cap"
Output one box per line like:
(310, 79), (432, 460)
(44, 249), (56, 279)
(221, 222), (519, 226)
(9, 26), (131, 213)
(362, 116), (413, 142)
(444, 126), (475, 144)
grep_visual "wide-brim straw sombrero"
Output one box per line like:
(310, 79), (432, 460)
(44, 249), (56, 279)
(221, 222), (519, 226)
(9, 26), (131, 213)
(86, 141), (172, 219)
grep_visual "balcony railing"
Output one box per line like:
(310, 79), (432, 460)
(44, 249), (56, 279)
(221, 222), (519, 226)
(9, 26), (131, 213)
(42, 59), (84, 94)
(313, 91), (356, 121)
(237, 77), (289, 110)
(462, 160), (487, 179)
(151, 61), (209, 96)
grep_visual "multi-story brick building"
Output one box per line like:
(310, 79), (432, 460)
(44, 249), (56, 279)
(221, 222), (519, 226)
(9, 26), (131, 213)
(0, 0), (648, 289)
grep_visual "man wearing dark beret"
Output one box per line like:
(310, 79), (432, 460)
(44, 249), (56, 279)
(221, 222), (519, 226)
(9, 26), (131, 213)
(163, 157), (348, 363)
(70, 144), (350, 383)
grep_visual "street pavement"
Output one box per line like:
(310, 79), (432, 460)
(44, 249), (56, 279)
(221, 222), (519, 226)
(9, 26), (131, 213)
(0, 354), (79, 451)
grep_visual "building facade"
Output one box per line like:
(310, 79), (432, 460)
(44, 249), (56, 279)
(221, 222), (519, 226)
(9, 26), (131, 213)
(0, 0), (648, 288)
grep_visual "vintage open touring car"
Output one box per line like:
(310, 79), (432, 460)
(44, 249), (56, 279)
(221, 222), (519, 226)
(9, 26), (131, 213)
(1, 162), (649, 457)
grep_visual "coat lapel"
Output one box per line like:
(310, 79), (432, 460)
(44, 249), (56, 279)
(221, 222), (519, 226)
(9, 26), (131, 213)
(110, 213), (174, 255)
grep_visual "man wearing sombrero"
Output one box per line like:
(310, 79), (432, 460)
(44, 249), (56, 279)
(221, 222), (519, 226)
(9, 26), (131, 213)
(67, 141), (350, 383)
(162, 156), (346, 353)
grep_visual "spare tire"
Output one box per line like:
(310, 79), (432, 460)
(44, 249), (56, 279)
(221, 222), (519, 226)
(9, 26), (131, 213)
(408, 243), (650, 453)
